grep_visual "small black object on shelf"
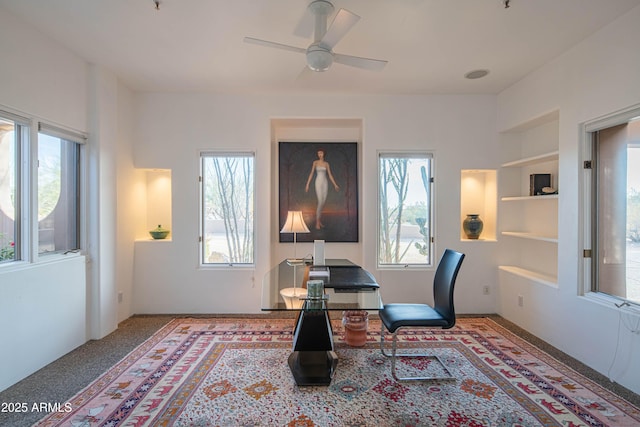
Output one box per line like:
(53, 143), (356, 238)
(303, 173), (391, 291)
(530, 174), (551, 196)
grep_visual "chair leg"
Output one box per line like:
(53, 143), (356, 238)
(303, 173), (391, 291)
(380, 321), (392, 357)
(380, 324), (455, 382)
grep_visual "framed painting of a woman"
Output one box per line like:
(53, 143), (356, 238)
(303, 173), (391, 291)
(279, 141), (358, 242)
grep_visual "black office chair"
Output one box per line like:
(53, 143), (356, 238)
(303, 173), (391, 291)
(379, 249), (465, 381)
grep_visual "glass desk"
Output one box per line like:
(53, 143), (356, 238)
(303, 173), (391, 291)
(262, 259), (382, 386)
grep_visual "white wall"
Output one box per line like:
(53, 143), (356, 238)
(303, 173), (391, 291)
(3, 0), (637, 397)
(0, 6), (132, 390)
(0, 6), (87, 130)
(0, 257), (87, 391)
(496, 5), (640, 394)
(86, 65), (139, 335)
(115, 80), (138, 323)
(0, 7), (89, 392)
(131, 93), (499, 315)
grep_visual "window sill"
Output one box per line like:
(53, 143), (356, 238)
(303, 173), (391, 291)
(0, 253), (85, 274)
(580, 292), (640, 315)
(197, 264), (255, 270)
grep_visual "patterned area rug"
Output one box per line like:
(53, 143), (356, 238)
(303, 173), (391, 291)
(34, 317), (640, 426)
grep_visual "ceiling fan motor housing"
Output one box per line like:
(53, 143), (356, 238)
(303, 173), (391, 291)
(309, 0), (334, 16)
(244, 0), (387, 73)
(306, 44), (333, 71)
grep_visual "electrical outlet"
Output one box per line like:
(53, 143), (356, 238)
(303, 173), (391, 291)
(518, 295), (524, 307)
(482, 285), (490, 295)
(118, 291), (123, 303)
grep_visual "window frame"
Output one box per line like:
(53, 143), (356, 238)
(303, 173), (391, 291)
(198, 150), (256, 268)
(581, 103), (640, 307)
(376, 150), (434, 269)
(0, 105), (86, 269)
(36, 122), (85, 256)
(0, 110), (28, 264)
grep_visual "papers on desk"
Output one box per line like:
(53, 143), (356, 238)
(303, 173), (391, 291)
(308, 266), (330, 282)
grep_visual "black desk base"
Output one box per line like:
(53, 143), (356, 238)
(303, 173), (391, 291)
(289, 304), (337, 386)
(264, 260), (381, 386)
(288, 351), (338, 386)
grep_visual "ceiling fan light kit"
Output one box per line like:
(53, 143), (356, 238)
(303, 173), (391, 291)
(244, 0), (388, 73)
(307, 44), (333, 71)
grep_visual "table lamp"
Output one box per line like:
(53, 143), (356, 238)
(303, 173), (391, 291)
(280, 210), (310, 263)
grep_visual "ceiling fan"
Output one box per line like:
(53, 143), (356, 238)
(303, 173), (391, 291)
(244, 0), (388, 72)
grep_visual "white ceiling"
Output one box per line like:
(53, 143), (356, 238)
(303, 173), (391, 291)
(1, 0), (639, 95)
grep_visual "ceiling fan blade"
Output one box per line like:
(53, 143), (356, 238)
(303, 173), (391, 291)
(243, 37), (306, 54)
(334, 53), (388, 71)
(296, 65), (315, 81)
(293, 7), (315, 38)
(320, 8), (360, 49)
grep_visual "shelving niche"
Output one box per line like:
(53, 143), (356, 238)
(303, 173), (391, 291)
(460, 169), (497, 241)
(498, 111), (559, 287)
(134, 169), (172, 242)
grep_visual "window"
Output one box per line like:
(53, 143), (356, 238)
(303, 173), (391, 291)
(0, 113), (26, 263)
(200, 152), (255, 265)
(584, 106), (640, 305)
(37, 125), (82, 255)
(0, 108), (84, 265)
(378, 152), (433, 267)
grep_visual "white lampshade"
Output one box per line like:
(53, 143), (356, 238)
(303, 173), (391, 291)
(280, 211), (310, 234)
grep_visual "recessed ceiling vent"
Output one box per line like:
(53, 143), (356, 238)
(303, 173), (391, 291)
(465, 69), (490, 79)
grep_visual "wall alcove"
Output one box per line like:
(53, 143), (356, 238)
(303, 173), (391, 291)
(134, 169), (172, 241)
(460, 169), (497, 241)
(270, 118), (363, 265)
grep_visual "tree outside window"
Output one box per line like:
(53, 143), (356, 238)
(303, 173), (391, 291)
(201, 153), (255, 265)
(378, 153), (433, 267)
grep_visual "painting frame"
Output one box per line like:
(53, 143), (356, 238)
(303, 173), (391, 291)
(279, 141), (358, 243)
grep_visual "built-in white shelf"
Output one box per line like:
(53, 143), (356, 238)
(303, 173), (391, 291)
(498, 265), (558, 288)
(501, 231), (558, 243)
(501, 194), (558, 202)
(501, 150), (559, 168)
(498, 111), (559, 292)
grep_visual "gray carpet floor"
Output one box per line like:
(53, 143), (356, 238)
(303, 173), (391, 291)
(0, 314), (638, 427)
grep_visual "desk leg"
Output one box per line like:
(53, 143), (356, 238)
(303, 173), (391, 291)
(288, 308), (337, 386)
(288, 351), (338, 386)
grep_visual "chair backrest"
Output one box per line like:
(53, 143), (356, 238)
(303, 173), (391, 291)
(432, 249), (465, 328)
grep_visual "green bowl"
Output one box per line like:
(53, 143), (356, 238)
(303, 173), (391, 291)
(149, 225), (170, 240)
